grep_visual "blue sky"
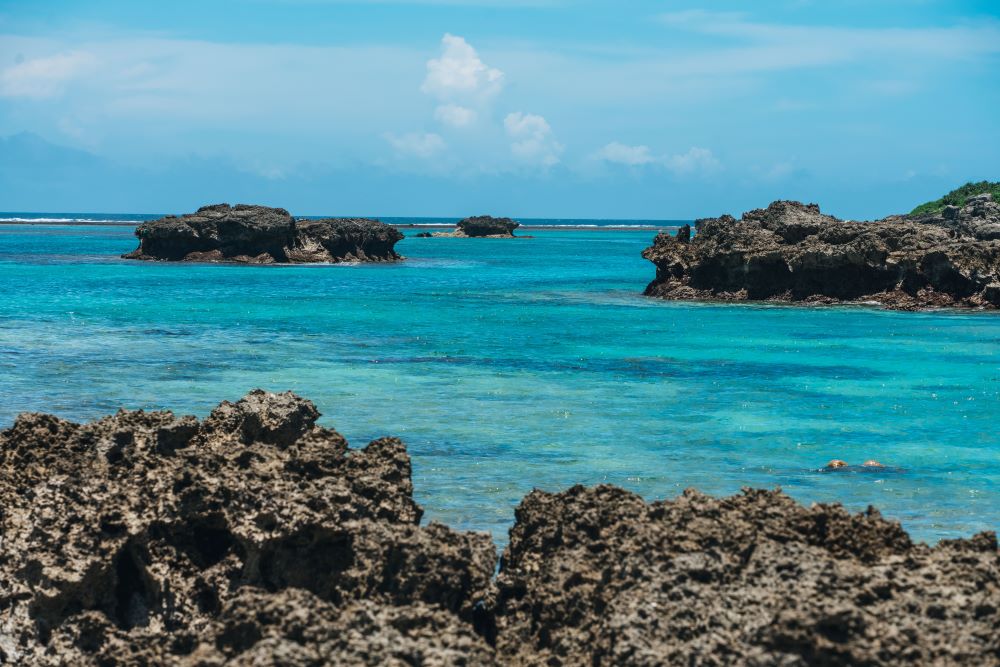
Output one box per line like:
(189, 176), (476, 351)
(1, 0), (998, 218)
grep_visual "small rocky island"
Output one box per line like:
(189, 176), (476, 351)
(123, 204), (404, 263)
(421, 215), (522, 238)
(1, 390), (998, 664)
(643, 192), (1000, 310)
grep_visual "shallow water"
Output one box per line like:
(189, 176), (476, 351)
(1, 222), (998, 545)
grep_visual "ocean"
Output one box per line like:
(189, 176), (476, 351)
(1, 215), (998, 545)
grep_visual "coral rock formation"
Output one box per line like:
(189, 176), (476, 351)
(0, 390), (493, 665)
(2, 393), (998, 665)
(643, 194), (1000, 309)
(123, 204), (404, 263)
(493, 485), (1000, 666)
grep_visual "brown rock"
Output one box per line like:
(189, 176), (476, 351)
(0, 391), (494, 665)
(492, 485), (1000, 666)
(3, 394), (998, 665)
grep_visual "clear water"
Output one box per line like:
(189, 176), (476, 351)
(1, 221), (998, 546)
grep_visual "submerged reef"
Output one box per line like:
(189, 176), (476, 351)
(1, 391), (998, 665)
(430, 215), (522, 238)
(123, 204), (403, 263)
(643, 194), (1000, 310)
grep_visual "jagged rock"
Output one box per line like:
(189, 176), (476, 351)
(122, 204), (403, 263)
(431, 216), (522, 238)
(492, 485), (1000, 666)
(642, 195), (1000, 310)
(0, 390), (494, 665)
(2, 393), (998, 665)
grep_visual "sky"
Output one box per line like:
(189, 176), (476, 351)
(0, 0), (998, 219)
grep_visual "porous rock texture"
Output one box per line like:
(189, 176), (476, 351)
(432, 216), (521, 238)
(643, 193), (1000, 309)
(0, 390), (495, 665)
(2, 393), (999, 666)
(123, 204), (404, 263)
(493, 485), (1000, 666)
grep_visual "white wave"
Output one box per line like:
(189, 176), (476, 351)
(394, 222), (668, 229)
(0, 217), (137, 223)
(522, 224), (665, 229)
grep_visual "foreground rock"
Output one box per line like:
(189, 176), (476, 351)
(1, 393), (997, 665)
(123, 204), (404, 263)
(0, 391), (494, 665)
(643, 194), (1000, 310)
(430, 215), (522, 238)
(494, 485), (1000, 666)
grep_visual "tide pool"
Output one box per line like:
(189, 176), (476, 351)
(1, 222), (998, 545)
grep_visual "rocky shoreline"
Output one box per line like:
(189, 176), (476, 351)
(123, 204), (404, 264)
(643, 194), (1000, 310)
(1, 391), (997, 665)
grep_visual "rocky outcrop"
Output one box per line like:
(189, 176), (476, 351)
(643, 194), (1000, 309)
(0, 390), (494, 665)
(2, 393), (998, 665)
(123, 204), (404, 263)
(431, 215), (521, 238)
(493, 485), (1000, 666)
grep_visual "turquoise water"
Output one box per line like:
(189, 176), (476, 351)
(1, 222), (998, 545)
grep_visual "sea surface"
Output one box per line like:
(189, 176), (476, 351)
(1, 215), (998, 546)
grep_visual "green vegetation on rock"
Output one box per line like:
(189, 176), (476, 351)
(910, 181), (1000, 215)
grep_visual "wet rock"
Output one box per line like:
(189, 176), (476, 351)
(642, 196), (1000, 310)
(123, 204), (403, 263)
(0, 391), (493, 665)
(492, 485), (1000, 666)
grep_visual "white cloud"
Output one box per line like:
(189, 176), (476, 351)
(421, 33), (503, 103)
(434, 103), (477, 128)
(504, 112), (562, 166)
(384, 131), (446, 158)
(0, 51), (96, 99)
(594, 142), (720, 174)
(595, 142), (655, 166)
(664, 147), (720, 174)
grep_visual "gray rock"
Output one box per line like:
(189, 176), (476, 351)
(643, 198), (1000, 310)
(123, 204), (403, 263)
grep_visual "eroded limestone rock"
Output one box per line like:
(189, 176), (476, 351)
(643, 196), (1000, 309)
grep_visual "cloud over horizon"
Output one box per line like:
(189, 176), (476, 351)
(0, 1), (997, 218)
(0, 51), (97, 99)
